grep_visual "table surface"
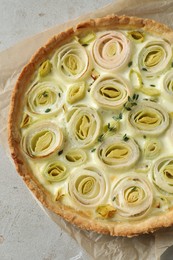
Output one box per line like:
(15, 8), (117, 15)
(0, 1), (110, 259)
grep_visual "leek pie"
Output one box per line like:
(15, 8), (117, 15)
(8, 15), (173, 236)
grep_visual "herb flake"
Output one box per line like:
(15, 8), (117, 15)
(124, 96), (138, 111)
(91, 148), (96, 152)
(98, 134), (104, 142)
(107, 123), (116, 132)
(123, 134), (129, 142)
(128, 61), (133, 67)
(45, 108), (51, 113)
(58, 150), (63, 156)
(112, 112), (122, 121)
(43, 91), (48, 97)
(132, 94), (139, 101)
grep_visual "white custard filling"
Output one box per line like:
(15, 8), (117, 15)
(20, 29), (173, 221)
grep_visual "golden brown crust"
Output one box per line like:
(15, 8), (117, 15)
(8, 14), (173, 237)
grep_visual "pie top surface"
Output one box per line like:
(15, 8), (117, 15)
(8, 15), (173, 236)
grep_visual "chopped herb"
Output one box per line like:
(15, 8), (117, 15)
(107, 123), (116, 132)
(143, 135), (146, 139)
(45, 108), (51, 113)
(123, 134), (129, 142)
(113, 112), (122, 121)
(82, 44), (88, 47)
(119, 112), (123, 119)
(112, 196), (116, 201)
(131, 186), (137, 192)
(150, 99), (157, 102)
(58, 150), (63, 156)
(124, 96), (138, 111)
(91, 148), (96, 152)
(142, 68), (147, 71)
(128, 61), (133, 67)
(161, 198), (164, 201)
(143, 98), (149, 101)
(88, 88), (91, 92)
(43, 91), (48, 97)
(172, 62), (173, 67)
(58, 93), (61, 97)
(98, 134), (104, 142)
(32, 82), (38, 87)
(124, 106), (131, 111)
(150, 84), (155, 87)
(133, 178), (139, 181)
(128, 96), (131, 102)
(132, 94), (139, 101)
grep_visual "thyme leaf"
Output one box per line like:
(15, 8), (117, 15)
(58, 150), (63, 156)
(98, 134), (104, 142)
(45, 108), (51, 113)
(112, 112), (122, 121)
(123, 134), (129, 142)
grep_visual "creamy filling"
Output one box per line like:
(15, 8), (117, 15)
(20, 29), (173, 221)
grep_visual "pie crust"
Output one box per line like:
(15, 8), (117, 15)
(8, 15), (173, 237)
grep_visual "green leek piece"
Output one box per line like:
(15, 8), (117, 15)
(39, 60), (52, 77)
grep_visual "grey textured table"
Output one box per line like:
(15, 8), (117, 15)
(0, 1), (110, 259)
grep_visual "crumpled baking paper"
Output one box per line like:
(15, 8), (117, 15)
(1, 0), (173, 259)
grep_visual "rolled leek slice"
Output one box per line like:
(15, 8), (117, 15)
(68, 166), (108, 208)
(129, 69), (143, 89)
(21, 122), (63, 158)
(128, 101), (169, 135)
(79, 31), (96, 45)
(67, 106), (101, 147)
(27, 82), (63, 116)
(66, 82), (86, 104)
(112, 174), (153, 218)
(53, 42), (90, 81)
(92, 31), (131, 71)
(97, 135), (140, 171)
(139, 40), (172, 77)
(139, 87), (160, 96)
(96, 204), (116, 218)
(91, 74), (132, 110)
(129, 69), (160, 96)
(64, 148), (87, 166)
(144, 139), (161, 159)
(127, 31), (144, 43)
(150, 157), (173, 194)
(20, 113), (32, 128)
(38, 60), (52, 77)
(163, 69), (173, 99)
(43, 161), (68, 182)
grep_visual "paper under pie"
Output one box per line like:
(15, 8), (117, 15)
(8, 15), (173, 237)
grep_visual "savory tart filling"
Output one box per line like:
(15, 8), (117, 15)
(9, 16), (173, 235)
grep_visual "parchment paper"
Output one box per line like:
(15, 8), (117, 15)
(1, 0), (173, 259)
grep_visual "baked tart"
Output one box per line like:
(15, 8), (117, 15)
(8, 15), (173, 236)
